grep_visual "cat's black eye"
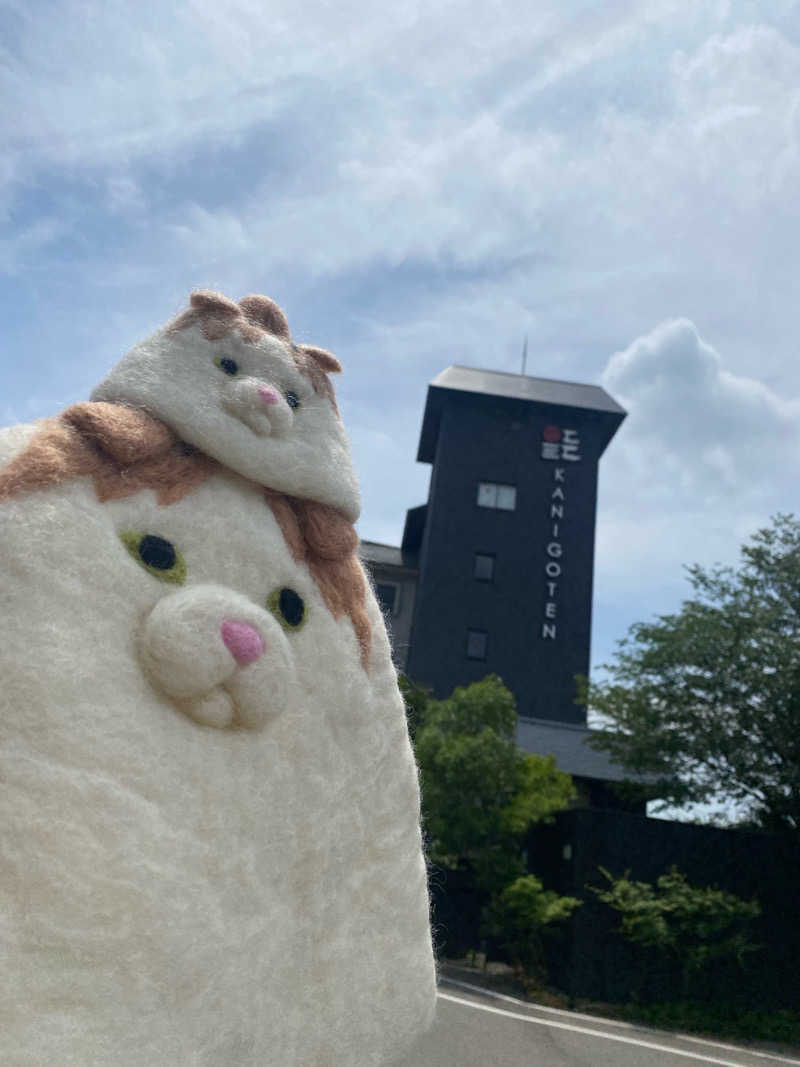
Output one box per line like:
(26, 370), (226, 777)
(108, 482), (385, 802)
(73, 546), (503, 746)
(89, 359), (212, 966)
(285, 390), (300, 410)
(214, 356), (239, 376)
(139, 534), (175, 570)
(267, 587), (307, 631)
(120, 531), (186, 585)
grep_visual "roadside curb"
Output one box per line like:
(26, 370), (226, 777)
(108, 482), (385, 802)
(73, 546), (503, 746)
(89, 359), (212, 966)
(436, 961), (528, 1001)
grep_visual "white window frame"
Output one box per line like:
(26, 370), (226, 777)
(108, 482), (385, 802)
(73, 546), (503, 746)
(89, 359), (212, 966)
(477, 482), (516, 511)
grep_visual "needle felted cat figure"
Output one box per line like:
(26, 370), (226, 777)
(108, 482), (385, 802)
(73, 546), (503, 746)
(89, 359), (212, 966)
(91, 289), (361, 520)
(0, 294), (436, 1066)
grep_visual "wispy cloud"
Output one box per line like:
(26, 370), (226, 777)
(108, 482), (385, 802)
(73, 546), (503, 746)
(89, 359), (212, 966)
(0, 217), (66, 274)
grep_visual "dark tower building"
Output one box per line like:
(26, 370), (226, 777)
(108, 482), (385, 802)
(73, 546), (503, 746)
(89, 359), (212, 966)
(361, 364), (635, 809)
(403, 365), (625, 725)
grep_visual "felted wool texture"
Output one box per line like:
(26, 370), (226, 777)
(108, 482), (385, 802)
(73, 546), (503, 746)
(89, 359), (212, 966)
(91, 290), (362, 521)
(0, 424), (436, 1066)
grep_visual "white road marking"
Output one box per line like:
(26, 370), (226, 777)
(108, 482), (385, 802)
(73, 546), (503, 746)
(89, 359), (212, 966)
(439, 978), (800, 1066)
(438, 992), (795, 1067)
(677, 1033), (800, 1065)
(442, 977), (654, 1026)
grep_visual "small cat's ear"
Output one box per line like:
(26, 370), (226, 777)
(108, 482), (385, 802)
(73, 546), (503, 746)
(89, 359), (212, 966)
(190, 290), (241, 319)
(238, 295), (291, 340)
(298, 345), (342, 374)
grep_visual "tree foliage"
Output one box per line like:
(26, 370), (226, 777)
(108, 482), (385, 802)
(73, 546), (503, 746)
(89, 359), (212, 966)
(411, 674), (575, 896)
(397, 673), (431, 743)
(591, 866), (761, 997)
(580, 515), (800, 834)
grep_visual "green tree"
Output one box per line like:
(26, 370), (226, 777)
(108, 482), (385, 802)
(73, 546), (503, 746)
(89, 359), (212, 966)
(591, 867), (761, 998)
(413, 675), (575, 896)
(580, 515), (800, 835)
(398, 674), (431, 743)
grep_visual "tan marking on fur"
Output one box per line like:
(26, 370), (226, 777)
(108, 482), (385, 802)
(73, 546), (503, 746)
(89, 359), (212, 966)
(300, 499), (359, 560)
(63, 402), (174, 465)
(0, 403), (217, 506)
(264, 491), (372, 671)
(190, 290), (240, 318)
(166, 290), (342, 410)
(0, 418), (101, 501)
(168, 307), (263, 346)
(264, 488), (307, 563)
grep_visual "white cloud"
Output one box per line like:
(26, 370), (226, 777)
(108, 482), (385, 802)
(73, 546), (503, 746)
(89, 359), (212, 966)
(0, 218), (66, 275)
(105, 175), (146, 216)
(601, 318), (800, 497)
(592, 317), (800, 620)
(77, 9), (793, 411)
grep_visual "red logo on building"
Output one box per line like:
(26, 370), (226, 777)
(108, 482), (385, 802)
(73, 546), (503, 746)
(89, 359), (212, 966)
(541, 426), (581, 462)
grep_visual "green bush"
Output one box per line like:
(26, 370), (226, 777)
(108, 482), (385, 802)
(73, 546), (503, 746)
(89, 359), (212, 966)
(484, 874), (581, 974)
(616, 1002), (800, 1045)
(590, 866), (761, 999)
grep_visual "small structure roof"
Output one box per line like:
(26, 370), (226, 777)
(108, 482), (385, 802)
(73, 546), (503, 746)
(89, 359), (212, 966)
(516, 717), (635, 784)
(359, 540), (419, 573)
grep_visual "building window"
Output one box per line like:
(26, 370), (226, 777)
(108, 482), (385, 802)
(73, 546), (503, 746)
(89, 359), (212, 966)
(466, 629), (488, 660)
(477, 482), (516, 511)
(473, 552), (495, 581)
(375, 582), (399, 617)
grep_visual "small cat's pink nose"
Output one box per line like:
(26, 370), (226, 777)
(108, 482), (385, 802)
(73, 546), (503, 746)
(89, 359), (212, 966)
(258, 386), (279, 405)
(221, 619), (265, 665)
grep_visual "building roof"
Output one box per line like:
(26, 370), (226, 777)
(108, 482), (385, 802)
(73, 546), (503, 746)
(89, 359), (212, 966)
(516, 717), (636, 783)
(359, 540), (419, 573)
(431, 365), (626, 415)
(418, 365), (626, 462)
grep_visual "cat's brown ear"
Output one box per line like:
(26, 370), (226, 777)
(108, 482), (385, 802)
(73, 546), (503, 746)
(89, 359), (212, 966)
(238, 295), (291, 340)
(298, 345), (342, 374)
(190, 290), (241, 318)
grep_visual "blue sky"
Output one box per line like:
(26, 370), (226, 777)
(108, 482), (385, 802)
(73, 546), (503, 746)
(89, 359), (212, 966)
(2, 0), (800, 683)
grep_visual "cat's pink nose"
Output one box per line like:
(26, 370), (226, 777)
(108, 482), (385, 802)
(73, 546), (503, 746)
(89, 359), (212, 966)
(258, 386), (279, 405)
(221, 619), (265, 665)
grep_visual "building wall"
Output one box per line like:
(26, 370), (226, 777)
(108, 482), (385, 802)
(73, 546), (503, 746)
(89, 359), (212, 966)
(406, 390), (609, 724)
(529, 809), (800, 1007)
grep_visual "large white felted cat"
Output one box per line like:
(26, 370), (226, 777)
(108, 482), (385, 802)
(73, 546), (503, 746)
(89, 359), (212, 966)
(0, 295), (436, 1066)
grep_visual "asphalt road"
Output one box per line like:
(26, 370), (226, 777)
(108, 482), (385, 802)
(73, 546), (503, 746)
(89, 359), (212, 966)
(395, 979), (800, 1067)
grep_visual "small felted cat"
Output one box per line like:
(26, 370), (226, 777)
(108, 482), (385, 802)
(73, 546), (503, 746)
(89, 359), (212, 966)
(91, 289), (361, 520)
